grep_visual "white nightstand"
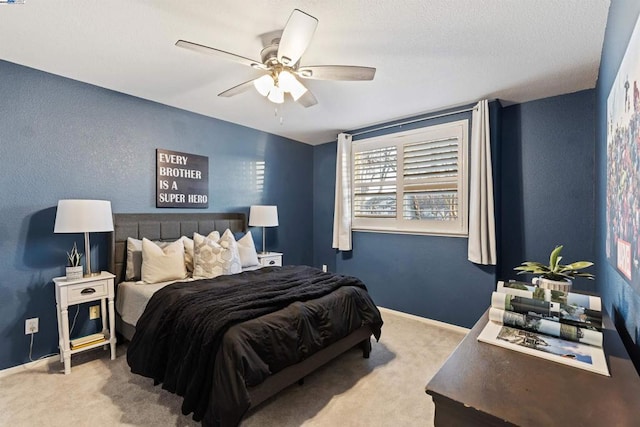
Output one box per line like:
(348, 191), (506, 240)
(53, 271), (116, 374)
(257, 252), (283, 267)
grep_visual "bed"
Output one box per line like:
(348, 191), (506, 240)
(108, 213), (383, 427)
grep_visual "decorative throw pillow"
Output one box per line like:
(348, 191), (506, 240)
(127, 236), (195, 280)
(193, 229), (242, 279)
(180, 235), (195, 273)
(126, 237), (143, 281)
(141, 238), (187, 284)
(205, 230), (221, 241)
(236, 231), (259, 268)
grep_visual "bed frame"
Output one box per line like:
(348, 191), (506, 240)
(108, 212), (373, 421)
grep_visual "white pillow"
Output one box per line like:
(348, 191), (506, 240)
(236, 231), (259, 268)
(204, 230), (220, 241)
(127, 236), (194, 280)
(141, 238), (187, 284)
(193, 229), (241, 279)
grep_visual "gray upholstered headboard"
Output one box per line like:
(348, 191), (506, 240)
(108, 213), (247, 285)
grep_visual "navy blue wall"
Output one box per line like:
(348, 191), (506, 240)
(313, 94), (596, 329)
(313, 107), (500, 328)
(595, 0), (640, 369)
(500, 90), (597, 293)
(0, 60), (313, 371)
(312, 141), (338, 271)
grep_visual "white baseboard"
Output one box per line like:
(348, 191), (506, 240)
(0, 355), (59, 379)
(378, 306), (470, 334)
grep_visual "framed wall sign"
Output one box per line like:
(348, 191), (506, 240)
(156, 148), (209, 208)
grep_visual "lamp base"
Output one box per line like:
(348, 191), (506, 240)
(83, 232), (101, 278)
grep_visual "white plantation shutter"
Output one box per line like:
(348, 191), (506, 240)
(352, 120), (468, 236)
(403, 137), (459, 221)
(353, 146), (397, 218)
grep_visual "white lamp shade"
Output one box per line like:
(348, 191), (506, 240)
(54, 199), (114, 233)
(249, 205), (279, 227)
(278, 70), (308, 101)
(254, 74), (275, 97)
(267, 85), (284, 104)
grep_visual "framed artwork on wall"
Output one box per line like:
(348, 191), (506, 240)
(606, 13), (640, 289)
(156, 148), (209, 208)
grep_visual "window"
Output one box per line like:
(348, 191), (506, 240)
(352, 120), (469, 236)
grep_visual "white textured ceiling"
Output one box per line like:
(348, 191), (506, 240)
(0, 0), (610, 144)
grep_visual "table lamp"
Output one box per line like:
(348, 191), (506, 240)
(54, 199), (114, 277)
(249, 205), (279, 254)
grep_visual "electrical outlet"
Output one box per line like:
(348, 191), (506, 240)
(89, 305), (100, 320)
(25, 318), (38, 334)
(322, 264), (328, 272)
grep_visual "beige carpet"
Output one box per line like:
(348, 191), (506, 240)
(0, 310), (465, 427)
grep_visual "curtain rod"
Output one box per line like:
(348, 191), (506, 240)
(349, 105), (477, 138)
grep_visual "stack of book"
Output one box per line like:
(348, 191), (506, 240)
(70, 333), (106, 350)
(477, 280), (609, 376)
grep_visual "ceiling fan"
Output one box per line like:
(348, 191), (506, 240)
(175, 9), (376, 108)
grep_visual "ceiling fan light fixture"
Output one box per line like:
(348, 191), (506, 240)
(180, 9), (373, 109)
(254, 74), (275, 96)
(267, 85), (284, 103)
(278, 70), (308, 101)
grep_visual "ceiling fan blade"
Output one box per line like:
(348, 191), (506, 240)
(296, 89), (318, 108)
(277, 9), (318, 66)
(297, 65), (376, 81)
(218, 79), (258, 98)
(176, 40), (266, 70)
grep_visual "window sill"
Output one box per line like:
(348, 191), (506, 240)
(351, 227), (468, 238)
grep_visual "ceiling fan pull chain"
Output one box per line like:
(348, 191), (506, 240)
(274, 106), (285, 125)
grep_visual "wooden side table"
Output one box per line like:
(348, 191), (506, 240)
(426, 309), (640, 426)
(53, 271), (116, 374)
(257, 252), (283, 267)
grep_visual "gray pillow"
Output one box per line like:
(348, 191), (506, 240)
(125, 237), (143, 281)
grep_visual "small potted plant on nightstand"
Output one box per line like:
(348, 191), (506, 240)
(514, 245), (594, 292)
(65, 242), (84, 280)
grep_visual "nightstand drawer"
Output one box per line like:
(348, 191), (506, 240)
(67, 280), (108, 303)
(259, 255), (282, 267)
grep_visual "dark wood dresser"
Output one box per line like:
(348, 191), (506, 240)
(425, 310), (640, 426)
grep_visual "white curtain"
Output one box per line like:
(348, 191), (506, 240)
(332, 133), (353, 251)
(468, 100), (497, 265)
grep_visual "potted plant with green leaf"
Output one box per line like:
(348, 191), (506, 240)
(65, 242), (84, 280)
(514, 245), (594, 292)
